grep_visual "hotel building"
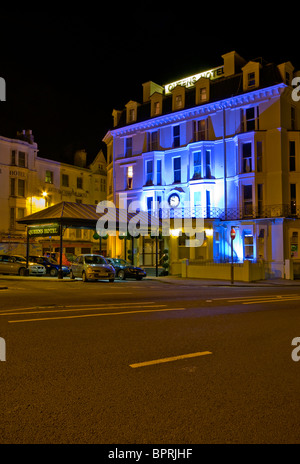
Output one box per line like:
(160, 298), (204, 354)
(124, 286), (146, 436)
(0, 130), (107, 258)
(103, 51), (300, 279)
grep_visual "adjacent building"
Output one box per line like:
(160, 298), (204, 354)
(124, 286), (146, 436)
(103, 51), (300, 279)
(0, 130), (107, 258)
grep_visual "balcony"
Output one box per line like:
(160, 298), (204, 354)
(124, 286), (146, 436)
(151, 204), (300, 220)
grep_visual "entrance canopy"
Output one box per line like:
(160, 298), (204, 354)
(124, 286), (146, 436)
(17, 201), (163, 277)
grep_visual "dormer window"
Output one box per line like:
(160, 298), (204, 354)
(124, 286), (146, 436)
(129, 109), (135, 122)
(242, 61), (261, 91)
(195, 77), (210, 104)
(125, 100), (140, 124)
(150, 92), (163, 117)
(172, 86), (185, 111)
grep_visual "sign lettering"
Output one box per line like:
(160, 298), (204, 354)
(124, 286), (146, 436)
(165, 66), (224, 94)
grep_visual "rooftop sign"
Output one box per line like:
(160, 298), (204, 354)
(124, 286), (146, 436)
(164, 66), (224, 94)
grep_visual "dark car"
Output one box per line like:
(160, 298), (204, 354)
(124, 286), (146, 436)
(29, 256), (70, 277)
(107, 258), (147, 281)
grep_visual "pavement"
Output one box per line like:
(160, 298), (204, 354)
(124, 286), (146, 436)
(1, 274), (300, 287)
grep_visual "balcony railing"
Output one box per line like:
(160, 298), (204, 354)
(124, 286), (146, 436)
(152, 204), (300, 220)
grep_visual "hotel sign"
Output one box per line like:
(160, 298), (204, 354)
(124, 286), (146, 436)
(28, 224), (61, 237)
(165, 66), (224, 94)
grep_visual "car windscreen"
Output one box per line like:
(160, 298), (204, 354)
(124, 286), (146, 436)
(85, 256), (107, 265)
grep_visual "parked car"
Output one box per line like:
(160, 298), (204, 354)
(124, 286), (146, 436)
(29, 255), (70, 277)
(70, 254), (115, 282)
(106, 258), (147, 281)
(0, 255), (46, 276)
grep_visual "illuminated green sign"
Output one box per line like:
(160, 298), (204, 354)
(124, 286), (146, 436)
(28, 224), (61, 237)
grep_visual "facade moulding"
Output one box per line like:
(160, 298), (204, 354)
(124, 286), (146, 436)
(109, 84), (286, 139)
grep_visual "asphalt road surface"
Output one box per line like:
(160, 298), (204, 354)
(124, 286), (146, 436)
(1, 278), (300, 444)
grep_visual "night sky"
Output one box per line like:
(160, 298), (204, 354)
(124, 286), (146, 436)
(0, 10), (299, 165)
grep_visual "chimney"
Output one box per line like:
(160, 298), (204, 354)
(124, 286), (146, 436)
(222, 51), (246, 77)
(16, 130), (34, 144)
(142, 81), (164, 102)
(74, 149), (87, 168)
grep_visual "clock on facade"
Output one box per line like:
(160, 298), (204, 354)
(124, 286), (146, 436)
(168, 193), (180, 208)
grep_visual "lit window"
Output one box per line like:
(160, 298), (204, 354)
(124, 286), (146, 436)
(199, 87), (207, 101)
(127, 166), (133, 190)
(244, 234), (254, 260)
(176, 94), (183, 108)
(154, 102), (160, 115)
(242, 143), (252, 173)
(45, 170), (53, 184)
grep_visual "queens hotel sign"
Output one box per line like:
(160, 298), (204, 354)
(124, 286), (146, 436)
(164, 66), (224, 94)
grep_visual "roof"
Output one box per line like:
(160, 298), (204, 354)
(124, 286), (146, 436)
(17, 201), (162, 232)
(114, 62), (284, 129)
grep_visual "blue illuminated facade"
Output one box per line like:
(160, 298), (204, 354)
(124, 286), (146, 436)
(104, 51), (300, 279)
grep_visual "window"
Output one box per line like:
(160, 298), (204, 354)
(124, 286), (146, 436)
(18, 179), (25, 197)
(290, 141), (296, 171)
(244, 234), (254, 260)
(154, 101), (160, 115)
(17, 208), (25, 219)
(10, 178), (16, 196)
(242, 143), (252, 173)
(194, 191), (201, 215)
(206, 190), (211, 218)
(193, 152), (202, 179)
(176, 94), (183, 108)
(246, 108), (255, 131)
(256, 141), (263, 172)
(146, 160), (153, 185)
(173, 125), (180, 148)
(125, 138), (133, 157)
(193, 120), (206, 141)
(147, 131), (159, 151)
(127, 166), (133, 190)
(243, 185), (253, 217)
(173, 157), (181, 183)
(157, 160), (162, 185)
(199, 87), (207, 101)
(205, 150), (211, 178)
(129, 108), (135, 122)
(291, 183), (297, 215)
(147, 197), (153, 213)
(62, 174), (69, 187)
(248, 72), (256, 87)
(18, 152), (26, 167)
(45, 170), (54, 184)
(11, 151), (16, 166)
(77, 177), (83, 189)
(241, 107), (259, 132)
(46, 195), (52, 208)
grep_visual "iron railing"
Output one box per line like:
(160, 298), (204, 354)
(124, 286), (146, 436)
(151, 204), (300, 220)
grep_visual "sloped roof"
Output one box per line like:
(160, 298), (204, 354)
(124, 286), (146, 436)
(17, 201), (161, 232)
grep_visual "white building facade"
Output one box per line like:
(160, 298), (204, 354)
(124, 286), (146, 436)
(0, 130), (107, 258)
(104, 51), (300, 280)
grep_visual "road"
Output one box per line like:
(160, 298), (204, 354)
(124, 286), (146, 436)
(1, 277), (300, 444)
